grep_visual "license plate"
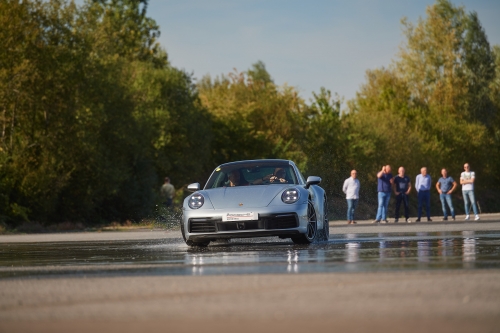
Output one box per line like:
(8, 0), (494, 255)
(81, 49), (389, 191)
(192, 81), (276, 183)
(223, 212), (257, 222)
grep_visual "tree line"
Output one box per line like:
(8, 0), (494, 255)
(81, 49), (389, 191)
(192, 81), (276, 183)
(1, 0), (499, 227)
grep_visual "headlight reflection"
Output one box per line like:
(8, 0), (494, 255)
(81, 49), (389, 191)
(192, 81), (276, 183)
(287, 250), (299, 273)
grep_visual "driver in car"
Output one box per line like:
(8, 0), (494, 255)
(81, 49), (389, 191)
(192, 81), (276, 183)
(269, 168), (288, 183)
(254, 167), (288, 184)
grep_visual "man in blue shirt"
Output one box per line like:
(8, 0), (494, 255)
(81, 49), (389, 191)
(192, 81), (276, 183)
(393, 166), (412, 223)
(436, 168), (457, 221)
(415, 167), (432, 222)
(373, 165), (393, 223)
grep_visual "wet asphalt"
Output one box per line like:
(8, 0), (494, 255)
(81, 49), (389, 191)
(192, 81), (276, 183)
(2, 217), (500, 333)
(1, 226), (500, 279)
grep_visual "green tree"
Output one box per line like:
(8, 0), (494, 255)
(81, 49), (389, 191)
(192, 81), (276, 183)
(198, 62), (306, 167)
(0, 0), (210, 225)
(301, 89), (345, 185)
(346, 0), (500, 214)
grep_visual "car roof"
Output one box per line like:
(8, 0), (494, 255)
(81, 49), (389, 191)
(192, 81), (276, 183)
(217, 159), (294, 168)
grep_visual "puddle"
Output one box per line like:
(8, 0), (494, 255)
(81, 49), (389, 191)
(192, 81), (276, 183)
(1, 230), (499, 278)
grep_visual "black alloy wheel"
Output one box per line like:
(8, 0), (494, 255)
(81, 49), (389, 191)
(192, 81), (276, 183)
(292, 200), (318, 244)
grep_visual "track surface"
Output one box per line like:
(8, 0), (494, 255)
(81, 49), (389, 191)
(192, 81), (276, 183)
(1, 214), (500, 333)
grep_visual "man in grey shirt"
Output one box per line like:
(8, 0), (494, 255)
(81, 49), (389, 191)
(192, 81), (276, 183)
(342, 170), (360, 224)
(160, 177), (175, 208)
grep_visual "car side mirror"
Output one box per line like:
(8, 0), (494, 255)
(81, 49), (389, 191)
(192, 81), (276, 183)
(187, 183), (200, 192)
(305, 176), (321, 189)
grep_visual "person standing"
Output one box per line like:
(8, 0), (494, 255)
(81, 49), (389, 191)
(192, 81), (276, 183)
(343, 170), (360, 225)
(436, 168), (457, 221)
(460, 163), (480, 221)
(393, 167), (412, 223)
(415, 167), (432, 222)
(373, 165), (393, 224)
(160, 177), (175, 208)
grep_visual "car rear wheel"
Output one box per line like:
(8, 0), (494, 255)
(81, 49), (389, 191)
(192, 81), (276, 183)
(292, 200), (317, 244)
(181, 220), (210, 247)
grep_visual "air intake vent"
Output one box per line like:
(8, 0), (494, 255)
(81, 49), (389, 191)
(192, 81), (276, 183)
(188, 218), (220, 233)
(217, 221), (261, 231)
(264, 214), (298, 229)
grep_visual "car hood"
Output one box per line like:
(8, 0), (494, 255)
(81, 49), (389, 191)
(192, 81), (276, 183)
(205, 185), (288, 209)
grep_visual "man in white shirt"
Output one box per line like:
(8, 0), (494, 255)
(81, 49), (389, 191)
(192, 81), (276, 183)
(343, 170), (360, 224)
(460, 163), (480, 221)
(415, 167), (432, 222)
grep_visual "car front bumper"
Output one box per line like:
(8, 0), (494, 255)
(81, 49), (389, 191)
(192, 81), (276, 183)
(182, 204), (309, 242)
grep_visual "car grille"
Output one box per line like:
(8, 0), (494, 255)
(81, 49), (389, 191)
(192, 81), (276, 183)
(188, 218), (220, 233)
(217, 220), (261, 231)
(188, 213), (298, 233)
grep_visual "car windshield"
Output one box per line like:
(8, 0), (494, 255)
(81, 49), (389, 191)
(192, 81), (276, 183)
(205, 162), (299, 189)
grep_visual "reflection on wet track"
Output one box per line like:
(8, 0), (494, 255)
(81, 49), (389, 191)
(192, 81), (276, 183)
(1, 230), (500, 278)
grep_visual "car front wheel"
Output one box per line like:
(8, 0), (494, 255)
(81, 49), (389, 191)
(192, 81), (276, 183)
(292, 200), (317, 244)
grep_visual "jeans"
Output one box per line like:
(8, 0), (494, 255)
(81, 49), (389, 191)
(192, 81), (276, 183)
(439, 193), (455, 218)
(346, 199), (359, 221)
(376, 192), (391, 221)
(463, 190), (479, 215)
(417, 190), (431, 219)
(439, 193), (455, 219)
(395, 193), (410, 219)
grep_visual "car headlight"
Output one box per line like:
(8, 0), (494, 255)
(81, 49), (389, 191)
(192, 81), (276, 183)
(281, 188), (300, 204)
(188, 193), (205, 209)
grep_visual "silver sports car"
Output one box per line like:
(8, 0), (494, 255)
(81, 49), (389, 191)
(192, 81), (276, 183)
(181, 159), (329, 247)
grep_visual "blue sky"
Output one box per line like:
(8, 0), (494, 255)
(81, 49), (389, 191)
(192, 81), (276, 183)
(147, 0), (500, 103)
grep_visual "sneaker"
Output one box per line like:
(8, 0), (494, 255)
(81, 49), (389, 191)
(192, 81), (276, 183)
(372, 220), (380, 224)
(442, 217), (448, 221)
(382, 220), (388, 224)
(406, 218), (412, 223)
(475, 215), (480, 221)
(415, 218), (421, 222)
(394, 219), (399, 223)
(427, 218), (433, 222)
(465, 215), (470, 220)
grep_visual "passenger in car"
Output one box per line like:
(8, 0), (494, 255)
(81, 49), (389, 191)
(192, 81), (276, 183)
(226, 169), (249, 187)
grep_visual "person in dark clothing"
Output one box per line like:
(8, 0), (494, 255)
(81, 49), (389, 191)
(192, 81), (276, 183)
(373, 165), (394, 224)
(226, 169), (250, 187)
(393, 166), (412, 223)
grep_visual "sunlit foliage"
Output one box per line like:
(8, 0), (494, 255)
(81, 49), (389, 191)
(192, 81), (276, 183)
(347, 0), (500, 213)
(0, 0), (499, 226)
(0, 0), (211, 225)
